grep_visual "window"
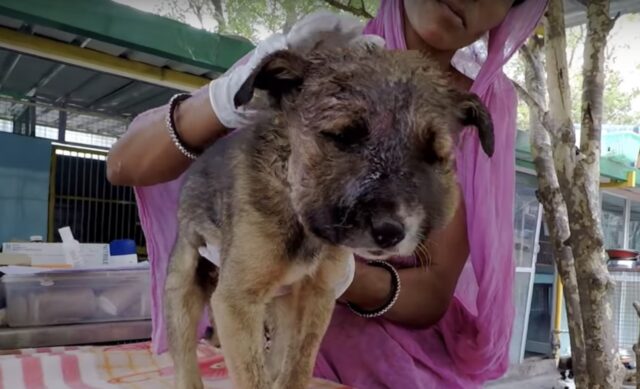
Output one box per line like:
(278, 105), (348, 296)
(602, 193), (626, 249)
(65, 130), (117, 148)
(514, 173), (540, 267)
(35, 125), (59, 140)
(0, 119), (11, 132)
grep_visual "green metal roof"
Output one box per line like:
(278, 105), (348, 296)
(0, 0), (254, 73)
(515, 132), (640, 189)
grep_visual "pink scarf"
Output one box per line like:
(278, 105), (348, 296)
(134, 1), (547, 387)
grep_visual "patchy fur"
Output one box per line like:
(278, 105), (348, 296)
(165, 45), (494, 389)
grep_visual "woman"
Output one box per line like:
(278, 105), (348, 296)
(107, 0), (547, 387)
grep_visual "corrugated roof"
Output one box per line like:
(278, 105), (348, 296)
(0, 0), (254, 138)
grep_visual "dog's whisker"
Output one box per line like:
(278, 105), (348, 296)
(414, 242), (433, 270)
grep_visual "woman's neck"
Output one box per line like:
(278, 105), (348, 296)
(403, 19), (456, 72)
(403, 15), (473, 91)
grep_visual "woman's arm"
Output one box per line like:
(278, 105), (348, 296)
(340, 191), (469, 328)
(106, 85), (228, 187)
(107, 14), (379, 188)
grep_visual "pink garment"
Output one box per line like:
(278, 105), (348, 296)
(134, 1), (547, 387)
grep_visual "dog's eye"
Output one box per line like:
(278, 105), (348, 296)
(321, 122), (368, 150)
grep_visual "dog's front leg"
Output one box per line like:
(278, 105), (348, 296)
(210, 237), (287, 389)
(274, 248), (351, 389)
(211, 293), (269, 389)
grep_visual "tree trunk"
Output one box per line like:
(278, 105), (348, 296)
(519, 0), (625, 387)
(518, 30), (589, 388)
(210, 0), (226, 33)
(545, 0), (624, 387)
(530, 110), (589, 388)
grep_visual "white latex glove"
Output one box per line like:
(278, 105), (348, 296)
(198, 242), (355, 299)
(209, 10), (385, 130)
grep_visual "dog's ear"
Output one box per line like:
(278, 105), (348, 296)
(234, 50), (310, 108)
(455, 92), (495, 157)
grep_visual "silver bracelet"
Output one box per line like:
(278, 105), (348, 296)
(346, 260), (401, 319)
(166, 93), (200, 160)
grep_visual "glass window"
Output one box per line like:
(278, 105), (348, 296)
(602, 193), (626, 249)
(514, 173), (540, 268)
(0, 119), (11, 132)
(35, 125), (59, 140)
(536, 221), (554, 266)
(66, 130), (116, 148)
(628, 202), (640, 251)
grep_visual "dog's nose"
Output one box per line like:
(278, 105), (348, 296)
(371, 218), (405, 248)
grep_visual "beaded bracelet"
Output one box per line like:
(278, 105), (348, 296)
(166, 93), (201, 160)
(346, 260), (401, 318)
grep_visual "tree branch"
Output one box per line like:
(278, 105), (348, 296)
(323, 0), (374, 19)
(520, 41), (546, 92)
(568, 25), (585, 69)
(209, 0), (226, 32)
(545, 1), (574, 144)
(514, 81), (546, 119)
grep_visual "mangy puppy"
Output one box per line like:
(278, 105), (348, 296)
(165, 45), (494, 389)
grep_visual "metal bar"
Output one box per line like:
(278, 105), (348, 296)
(128, 189), (134, 242)
(54, 195), (135, 206)
(125, 188), (131, 241)
(96, 158), (102, 243)
(65, 151), (72, 235)
(47, 147), (58, 242)
(69, 115), (108, 131)
(0, 26), (209, 91)
(107, 171), (113, 243)
(618, 278), (625, 352)
(553, 273), (564, 346)
(101, 158), (107, 244)
(0, 320), (151, 349)
(80, 154), (87, 242)
(114, 184), (121, 240)
(99, 83), (158, 113)
(116, 90), (174, 116)
(624, 196), (631, 249)
(53, 72), (102, 105)
(84, 80), (137, 110)
(0, 94), (129, 128)
(73, 149), (79, 236)
(0, 52), (21, 90)
(58, 110), (66, 142)
(519, 203), (543, 363)
(85, 158), (92, 243)
(23, 62), (67, 97)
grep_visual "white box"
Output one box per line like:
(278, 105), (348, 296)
(2, 242), (109, 267)
(3, 265), (150, 327)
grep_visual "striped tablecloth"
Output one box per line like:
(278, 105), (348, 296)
(0, 341), (349, 389)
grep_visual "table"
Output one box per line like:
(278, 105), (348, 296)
(0, 339), (350, 388)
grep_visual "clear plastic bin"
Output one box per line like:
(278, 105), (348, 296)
(2, 266), (150, 327)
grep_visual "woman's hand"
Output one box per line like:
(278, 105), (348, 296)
(211, 11), (384, 130)
(107, 11), (383, 187)
(339, 191), (470, 329)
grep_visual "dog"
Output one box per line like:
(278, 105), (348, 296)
(165, 45), (494, 389)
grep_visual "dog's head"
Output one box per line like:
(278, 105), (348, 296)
(235, 46), (493, 259)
